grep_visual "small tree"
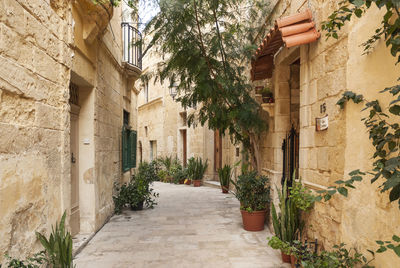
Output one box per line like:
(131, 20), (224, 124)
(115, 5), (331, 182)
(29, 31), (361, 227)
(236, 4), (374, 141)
(138, 0), (271, 171)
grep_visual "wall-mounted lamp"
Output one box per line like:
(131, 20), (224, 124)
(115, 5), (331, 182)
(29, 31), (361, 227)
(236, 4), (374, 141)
(169, 82), (178, 100)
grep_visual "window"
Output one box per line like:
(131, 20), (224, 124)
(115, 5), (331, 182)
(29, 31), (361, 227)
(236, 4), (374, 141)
(122, 110), (137, 172)
(150, 140), (157, 161)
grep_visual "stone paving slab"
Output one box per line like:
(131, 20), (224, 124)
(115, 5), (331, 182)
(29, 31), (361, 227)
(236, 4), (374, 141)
(74, 182), (290, 268)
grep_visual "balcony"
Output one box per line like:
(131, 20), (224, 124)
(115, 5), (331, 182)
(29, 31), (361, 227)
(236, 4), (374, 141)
(122, 23), (142, 78)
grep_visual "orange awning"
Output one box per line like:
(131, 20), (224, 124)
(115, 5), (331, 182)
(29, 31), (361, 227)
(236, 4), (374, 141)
(251, 9), (320, 81)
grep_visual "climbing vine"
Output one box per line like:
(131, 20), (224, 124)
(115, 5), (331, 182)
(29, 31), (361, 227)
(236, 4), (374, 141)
(313, 0), (400, 260)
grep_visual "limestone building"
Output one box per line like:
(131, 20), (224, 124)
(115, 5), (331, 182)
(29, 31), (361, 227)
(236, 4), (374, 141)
(0, 0), (141, 260)
(251, 0), (400, 266)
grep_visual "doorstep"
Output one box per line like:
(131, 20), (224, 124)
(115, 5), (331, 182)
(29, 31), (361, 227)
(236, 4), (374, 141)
(203, 180), (221, 189)
(72, 232), (95, 257)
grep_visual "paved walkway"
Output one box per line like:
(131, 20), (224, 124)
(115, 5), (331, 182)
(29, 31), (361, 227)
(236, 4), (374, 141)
(74, 182), (289, 268)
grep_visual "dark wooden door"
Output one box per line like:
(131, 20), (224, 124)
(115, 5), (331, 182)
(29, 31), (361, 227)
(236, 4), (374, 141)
(182, 130), (187, 167)
(214, 130), (222, 172)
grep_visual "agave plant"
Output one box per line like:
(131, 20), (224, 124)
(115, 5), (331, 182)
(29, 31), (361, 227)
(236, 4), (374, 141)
(218, 164), (232, 190)
(271, 179), (303, 244)
(35, 211), (73, 268)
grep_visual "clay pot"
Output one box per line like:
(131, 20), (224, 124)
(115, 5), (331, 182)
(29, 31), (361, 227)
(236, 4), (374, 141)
(240, 210), (266, 231)
(290, 255), (297, 268)
(221, 186), (229, 194)
(131, 200), (144, 211)
(185, 179), (192, 185)
(281, 252), (291, 263)
(193, 180), (202, 187)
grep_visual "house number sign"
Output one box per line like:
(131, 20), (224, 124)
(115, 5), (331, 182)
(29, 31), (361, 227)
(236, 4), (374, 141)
(316, 115), (329, 131)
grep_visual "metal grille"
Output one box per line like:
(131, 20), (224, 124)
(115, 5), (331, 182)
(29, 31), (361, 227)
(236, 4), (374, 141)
(122, 22), (142, 69)
(69, 83), (79, 105)
(281, 126), (299, 187)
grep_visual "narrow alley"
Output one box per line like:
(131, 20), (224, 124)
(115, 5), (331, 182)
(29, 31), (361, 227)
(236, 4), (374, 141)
(74, 183), (288, 268)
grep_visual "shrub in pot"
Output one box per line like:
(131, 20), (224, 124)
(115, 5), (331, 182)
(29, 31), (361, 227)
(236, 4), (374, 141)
(218, 164), (232, 193)
(170, 161), (187, 184)
(231, 171), (270, 231)
(113, 161), (159, 212)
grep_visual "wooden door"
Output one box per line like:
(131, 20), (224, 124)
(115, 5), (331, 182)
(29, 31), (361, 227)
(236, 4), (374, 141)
(181, 130), (187, 167)
(70, 106), (80, 236)
(214, 130), (222, 172)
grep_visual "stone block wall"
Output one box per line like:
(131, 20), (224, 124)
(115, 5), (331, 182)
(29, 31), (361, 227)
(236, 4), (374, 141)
(258, 0), (400, 266)
(0, 0), (73, 260)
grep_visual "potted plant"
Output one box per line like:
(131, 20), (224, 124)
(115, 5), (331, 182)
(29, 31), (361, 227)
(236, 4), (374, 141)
(218, 164), (232, 193)
(170, 161), (187, 184)
(231, 171), (270, 231)
(187, 157), (208, 187)
(113, 161), (159, 212)
(270, 179), (303, 263)
(261, 87), (274, 103)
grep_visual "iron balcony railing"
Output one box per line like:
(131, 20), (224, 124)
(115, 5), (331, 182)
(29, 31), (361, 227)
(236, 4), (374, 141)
(122, 22), (142, 70)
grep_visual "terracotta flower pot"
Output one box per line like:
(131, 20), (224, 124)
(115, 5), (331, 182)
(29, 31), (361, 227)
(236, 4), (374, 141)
(240, 209), (266, 231)
(281, 251), (291, 263)
(221, 185), (229, 193)
(185, 179), (192, 185)
(290, 255), (297, 268)
(193, 180), (202, 187)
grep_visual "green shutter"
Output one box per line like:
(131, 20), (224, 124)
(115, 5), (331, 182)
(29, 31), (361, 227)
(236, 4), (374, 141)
(122, 127), (129, 172)
(130, 130), (137, 168)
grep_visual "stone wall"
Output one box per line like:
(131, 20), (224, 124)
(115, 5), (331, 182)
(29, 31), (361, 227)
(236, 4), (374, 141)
(258, 0), (400, 266)
(0, 0), (73, 260)
(0, 0), (140, 261)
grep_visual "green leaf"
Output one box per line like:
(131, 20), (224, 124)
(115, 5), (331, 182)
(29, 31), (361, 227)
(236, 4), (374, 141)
(337, 187), (348, 197)
(355, 8), (363, 17)
(392, 235), (400, 242)
(376, 240), (384, 245)
(353, 0), (364, 7)
(389, 105), (400, 115)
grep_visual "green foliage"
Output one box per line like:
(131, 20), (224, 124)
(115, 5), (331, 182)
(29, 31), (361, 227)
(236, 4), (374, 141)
(231, 171), (270, 212)
(289, 179), (316, 211)
(170, 161), (187, 184)
(267, 236), (295, 255)
(297, 243), (374, 268)
(143, 0), (270, 169)
(375, 235), (400, 257)
(315, 170), (366, 202)
(186, 157), (208, 181)
(271, 179), (302, 244)
(321, 0), (400, 63)
(35, 211), (73, 268)
(218, 164), (232, 188)
(2, 252), (46, 268)
(113, 161), (159, 213)
(335, 87), (400, 206)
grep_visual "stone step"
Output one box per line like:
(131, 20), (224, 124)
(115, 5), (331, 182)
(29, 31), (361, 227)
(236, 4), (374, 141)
(203, 180), (221, 190)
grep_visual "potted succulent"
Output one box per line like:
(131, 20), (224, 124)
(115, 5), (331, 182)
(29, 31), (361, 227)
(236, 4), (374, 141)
(187, 157), (208, 187)
(270, 179), (303, 263)
(231, 171), (270, 231)
(218, 164), (232, 193)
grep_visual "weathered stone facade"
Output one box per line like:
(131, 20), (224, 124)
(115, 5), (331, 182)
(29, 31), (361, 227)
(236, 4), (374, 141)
(255, 0), (400, 266)
(0, 0), (140, 261)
